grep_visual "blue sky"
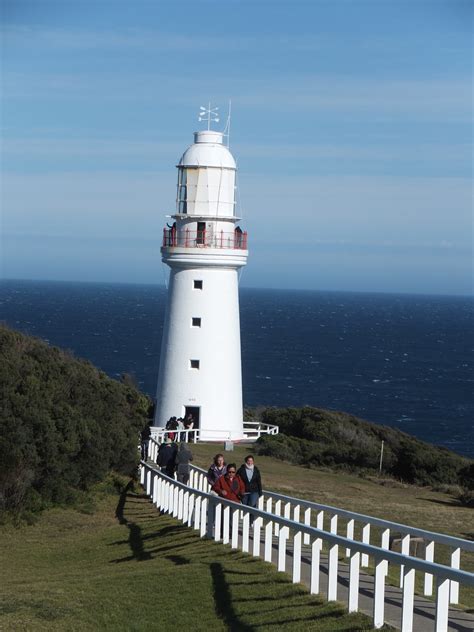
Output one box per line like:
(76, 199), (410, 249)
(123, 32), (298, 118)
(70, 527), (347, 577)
(1, 0), (472, 294)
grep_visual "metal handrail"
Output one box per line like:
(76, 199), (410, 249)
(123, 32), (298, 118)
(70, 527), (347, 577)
(162, 228), (248, 250)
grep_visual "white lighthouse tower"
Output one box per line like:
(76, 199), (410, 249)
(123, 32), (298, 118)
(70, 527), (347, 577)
(154, 107), (248, 440)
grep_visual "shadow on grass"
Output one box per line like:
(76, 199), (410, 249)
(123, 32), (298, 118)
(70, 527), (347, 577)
(210, 562), (254, 632)
(112, 479), (152, 563)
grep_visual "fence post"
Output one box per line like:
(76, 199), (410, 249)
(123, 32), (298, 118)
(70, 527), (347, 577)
(401, 567), (415, 632)
(310, 539), (322, 594)
(373, 559), (386, 628)
(292, 531), (302, 583)
(348, 551), (360, 612)
(424, 540), (434, 596)
(450, 547), (460, 604)
(435, 576), (450, 632)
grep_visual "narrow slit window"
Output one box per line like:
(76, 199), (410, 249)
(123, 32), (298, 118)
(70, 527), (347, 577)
(192, 317), (201, 328)
(190, 359), (200, 370)
(194, 280), (203, 290)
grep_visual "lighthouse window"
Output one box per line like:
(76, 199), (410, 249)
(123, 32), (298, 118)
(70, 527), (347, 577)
(190, 359), (200, 370)
(177, 168), (187, 214)
(192, 317), (201, 328)
(193, 280), (203, 290)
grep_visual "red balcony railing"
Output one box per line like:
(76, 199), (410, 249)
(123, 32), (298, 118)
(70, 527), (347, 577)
(162, 228), (248, 250)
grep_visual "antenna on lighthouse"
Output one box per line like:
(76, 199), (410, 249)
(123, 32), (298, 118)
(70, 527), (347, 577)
(223, 99), (232, 147)
(198, 102), (219, 130)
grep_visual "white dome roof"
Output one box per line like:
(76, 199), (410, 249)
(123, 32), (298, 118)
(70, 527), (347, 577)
(178, 130), (236, 170)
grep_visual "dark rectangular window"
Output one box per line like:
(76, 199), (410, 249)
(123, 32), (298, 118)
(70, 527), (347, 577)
(193, 280), (203, 290)
(190, 359), (200, 370)
(192, 317), (201, 327)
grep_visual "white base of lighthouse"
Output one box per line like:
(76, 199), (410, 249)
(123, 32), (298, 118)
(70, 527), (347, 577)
(154, 249), (247, 440)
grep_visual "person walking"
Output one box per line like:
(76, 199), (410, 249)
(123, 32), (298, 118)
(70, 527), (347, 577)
(212, 463), (245, 502)
(237, 454), (263, 510)
(176, 442), (193, 485)
(207, 454), (227, 487)
(157, 438), (177, 478)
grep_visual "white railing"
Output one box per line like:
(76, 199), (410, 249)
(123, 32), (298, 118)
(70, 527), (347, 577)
(140, 460), (474, 632)
(184, 464), (473, 607)
(149, 421), (279, 444)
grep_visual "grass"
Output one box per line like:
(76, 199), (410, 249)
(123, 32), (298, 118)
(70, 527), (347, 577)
(0, 475), (385, 631)
(189, 443), (474, 609)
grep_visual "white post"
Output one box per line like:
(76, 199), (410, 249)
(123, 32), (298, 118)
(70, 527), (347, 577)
(274, 500), (282, 535)
(373, 559), (386, 629)
(348, 551), (360, 612)
(293, 504), (300, 524)
(284, 502), (291, 521)
(381, 528), (390, 576)
(194, 496), (201, 530)
(223, 506), (230, 544)
(401, 567), (415, 632)
(140, 464), (145, 485)
(424, 540), (434, 596)
(292, 531), (302, 583)
(400, 534), (410, 587)
(264, 520), (273, 562)
(435, 577), (450, 632)
(214, 503), (222, 542)
(303, 507), (311, 545)
(187, 494), (195, 527)
(450, 547), (460, 604)
(310, 539), (322, 594)
(253, 517), (262, 557)
(231, 508), (239, 549)
(183, 490), (189, 522)
(173, 487), (179, 518)
(361, 523), (371, 567)
(200, 497), (207, 538)
(346, 518), (354, 557)
(242, 511), (250, 553)
(278, 527), (288, 572)
(316, 510), (324, 531)
(177, 488), (184, 520)
(327, 544), (338, 601)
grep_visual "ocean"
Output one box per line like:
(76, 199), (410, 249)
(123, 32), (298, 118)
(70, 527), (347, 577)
(1, 279), (473, 458)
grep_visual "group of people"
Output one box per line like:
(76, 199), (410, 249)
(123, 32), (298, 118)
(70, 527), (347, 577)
(165, 414), (194, 440)
(156, 439), (194, 485)
(207, 453), (263, 509)
(155, 444), (263, 510)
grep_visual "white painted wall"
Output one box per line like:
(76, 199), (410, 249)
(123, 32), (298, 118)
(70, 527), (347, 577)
(154, 263), (245, 439)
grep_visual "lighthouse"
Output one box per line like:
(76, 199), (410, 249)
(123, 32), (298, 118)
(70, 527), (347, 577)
(154, 109), (248, 440)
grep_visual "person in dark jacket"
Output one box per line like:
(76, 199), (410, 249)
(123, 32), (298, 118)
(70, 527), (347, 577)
(237, 454), (262, 509)
(212, 464), (245, 503)
(140, 424), (151, 461)
(176, 443), (193, 485)
(207, 453), (227, 487)
(157, 439), (177, 477)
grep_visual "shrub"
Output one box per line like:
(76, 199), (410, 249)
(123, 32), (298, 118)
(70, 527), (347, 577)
(0, 325), (150, 514)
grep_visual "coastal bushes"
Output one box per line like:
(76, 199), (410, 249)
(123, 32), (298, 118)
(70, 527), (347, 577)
(251, 407), (471, 487)
(0, 325), (150, 516)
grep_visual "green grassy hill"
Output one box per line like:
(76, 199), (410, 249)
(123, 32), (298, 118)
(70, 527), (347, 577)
(245, 406), (472, 490)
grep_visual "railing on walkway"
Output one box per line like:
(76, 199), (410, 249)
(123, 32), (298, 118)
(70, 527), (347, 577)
(185, 464), (473, 608)
(149, 421), (279, 445)
(140, 461), (474, 632)
(162, 228), (248, 250)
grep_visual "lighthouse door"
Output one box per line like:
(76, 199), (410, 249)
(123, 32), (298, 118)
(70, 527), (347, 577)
(184, 406), (200, 429)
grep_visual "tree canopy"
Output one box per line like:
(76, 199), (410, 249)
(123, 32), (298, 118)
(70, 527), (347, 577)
(0, 325), (150, 513)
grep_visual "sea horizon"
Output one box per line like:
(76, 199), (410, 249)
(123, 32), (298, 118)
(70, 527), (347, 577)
(1, 278), (473, 458)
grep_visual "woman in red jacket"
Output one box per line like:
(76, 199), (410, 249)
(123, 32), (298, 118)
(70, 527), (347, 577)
(212, 463), (245, 502)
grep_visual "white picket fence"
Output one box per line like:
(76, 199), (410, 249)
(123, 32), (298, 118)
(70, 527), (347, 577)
(149, 420), (279, 444)
(185, 462), (473, 607)
(140, 459), (474, 632)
